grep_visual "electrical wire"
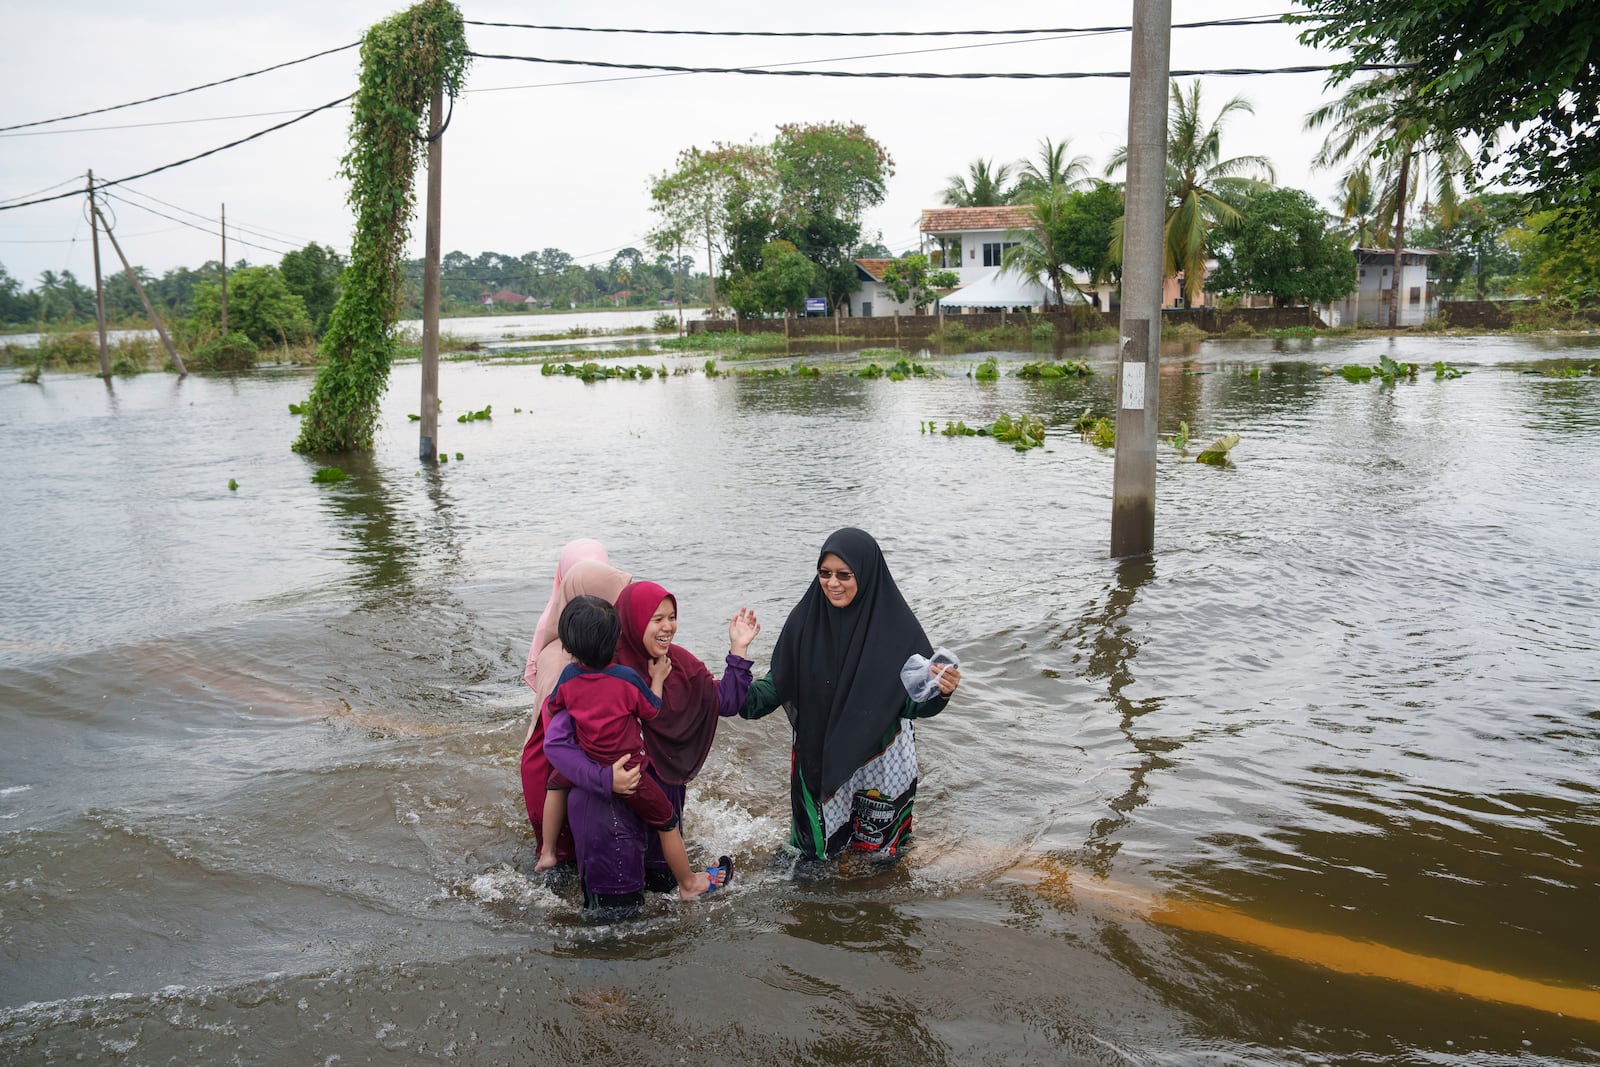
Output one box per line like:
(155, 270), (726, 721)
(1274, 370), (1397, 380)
(99, 191), (299, 256)
(0, 104), (352, 139)
(0, 96), (352, 213)
(0, 42), (359, 134)
(466, 53), (1406, 80)
(0, 173), (88, 204)
(462, 15), (1291, 37)
(113, 185), (321, 248)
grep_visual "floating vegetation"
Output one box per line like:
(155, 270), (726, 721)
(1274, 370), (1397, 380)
(1376, 354), (1419, 382)
(1172, 421), (1190, 453)
(1016, 360), (1091, 380)
(1337, 365), (1375, 382)
(1542, 364), (1593, 378)
(541, 361), (660, 381)
(289, 402), (307, 415)
(973, 359), (999, 381)
(1267, 325), (1319, 339)
(1196, 433), (1240, 466)
(311, 467), (349, 484)
(886, 358), (931, 380)
(932, 412), (1048, 451)
(457, 404), (492, 423)
(1085, 418), (1116, 448)
(227, 478), (239, 491)
(1249, 367), (1262, 380)
(859, 348), (901, 359)
(438, 453), (449, 463)
(1434, 361), (1467, 379)
(455, 452), (464, 460)
(858, 363), (885, 379)
(1073, 408), (1101, 435)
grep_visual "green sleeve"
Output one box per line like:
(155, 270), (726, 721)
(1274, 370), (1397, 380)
(904, 692), (950, 720)
(741, 671), (784, 720)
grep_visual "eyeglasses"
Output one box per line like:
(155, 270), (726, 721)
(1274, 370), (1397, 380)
(817, 568), (856, 583)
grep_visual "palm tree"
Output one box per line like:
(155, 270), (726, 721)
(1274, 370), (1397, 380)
(1307, 71), (1475, 326)
(1336, 165), (1384, 247)
(1011, 137), (1093, 201)
(942, 158), (1014, 207)
(1002, 186), (1075, 308)
(1107, 80), (1274, 305)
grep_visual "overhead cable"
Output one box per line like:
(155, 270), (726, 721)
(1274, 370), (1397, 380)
(100, 191), (299, 257)
(0, 42), (359, 134)
(0, 173), (88, 205)
(463, 15), (1290, 37)
(0, 96), (352, 213)
(466, 54), (1411, 79)
(114, 184), (319, 247)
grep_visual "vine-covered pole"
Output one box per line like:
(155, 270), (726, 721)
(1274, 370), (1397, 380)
(294, 0), (468, 455)
(418, 89), (443, 463)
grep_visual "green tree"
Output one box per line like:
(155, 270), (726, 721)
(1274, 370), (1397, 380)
(1507, 209), (1600, 304)
(279, 242), (345, 333)
(1056, 183), (1125, 286)
(769, 121), (894, 310)
(0, 262), (34, 325)
(650, 144), (770, 316)
(1003, 187), (1079, 308)
(1108, 80), (1275, 305)
(726, 240), (815, 317)
(1293, 2), (1600, 219)
(1208, 187), (1357, 306)
(1011, 137), (1093, 201)
(879, 254), (960, 312)
(1307, 70), (1474, 326)
(1335, 165), (1383, 247)
(942, 158), (1014, 207)
(192, 266), (314, 347)
(1410, 192), (1524, 299)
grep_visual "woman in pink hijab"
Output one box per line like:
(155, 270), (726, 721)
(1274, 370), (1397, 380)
(520, 542), (625, 864)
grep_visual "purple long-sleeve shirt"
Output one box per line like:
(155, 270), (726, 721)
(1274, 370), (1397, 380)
(546, 654), (753, 896)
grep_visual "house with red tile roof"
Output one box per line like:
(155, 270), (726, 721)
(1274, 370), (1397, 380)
(479, 289), (535, 306)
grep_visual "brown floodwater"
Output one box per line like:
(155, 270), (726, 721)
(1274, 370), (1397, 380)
(1, 332), (1597, 1064)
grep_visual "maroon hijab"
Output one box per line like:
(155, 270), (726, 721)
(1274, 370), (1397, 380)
(613, 580), (720, 784)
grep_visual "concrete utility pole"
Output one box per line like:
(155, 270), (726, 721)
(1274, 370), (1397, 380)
(86, 171), (110, 377)
(1110, 0), (1171, 559)
(418, 89), (444, 464)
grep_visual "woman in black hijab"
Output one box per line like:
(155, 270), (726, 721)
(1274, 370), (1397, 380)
(742, 528), (961, 861)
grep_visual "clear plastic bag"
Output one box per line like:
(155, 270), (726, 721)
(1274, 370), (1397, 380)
(900, 647), (960, 701)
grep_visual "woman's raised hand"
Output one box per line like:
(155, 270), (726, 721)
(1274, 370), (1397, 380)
(728, 606), (761, 658)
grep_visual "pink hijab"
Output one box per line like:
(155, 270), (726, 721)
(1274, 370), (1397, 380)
(521, 558), (633, 746)
(524, 538), (609, 692)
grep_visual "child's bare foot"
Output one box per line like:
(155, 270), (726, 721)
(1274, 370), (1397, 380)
(534, 852), (558, 873)
(677, 870), (714, 900)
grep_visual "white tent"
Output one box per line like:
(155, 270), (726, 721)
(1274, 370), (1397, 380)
(937, 270), (1084, 309)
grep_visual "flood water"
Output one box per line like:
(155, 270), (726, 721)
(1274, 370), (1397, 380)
(1, 333), (1597, 1065)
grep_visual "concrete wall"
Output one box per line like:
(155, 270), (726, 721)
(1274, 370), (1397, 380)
(1158, 306), (1327, 332)
(1440, 300), (1600, 329)
(689, 307), (1110, 339)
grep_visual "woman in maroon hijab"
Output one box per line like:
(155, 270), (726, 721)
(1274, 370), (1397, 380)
(612, 580), (760, 888)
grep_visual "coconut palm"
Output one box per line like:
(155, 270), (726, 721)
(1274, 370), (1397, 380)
(1107, 80), (1275, 304)
(1336, 165), (1384, 247)
(1011, 137), (1094, 200)
(1002, 186), (1075, 307)
(942, 158), (1015, 207)
(1307, 71), (1475, 326)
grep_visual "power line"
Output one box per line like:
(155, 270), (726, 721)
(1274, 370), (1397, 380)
(463, 14), (1291, 37)
(114, 184), (322, 248)
(0, 42), (359, 134)
(0, 173), (87, 204)
(0, 96), (352, 213)
(467, 53), (1408, 79)
(0, 104), (352, 139)
(100, 191), (299, 257)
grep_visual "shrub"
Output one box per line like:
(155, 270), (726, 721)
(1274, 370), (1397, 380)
(1030, 319), (1056, 343)
(192, 332), (259, 372)
(1222, 319), (1257, 338)
(653, 312), (678, 332)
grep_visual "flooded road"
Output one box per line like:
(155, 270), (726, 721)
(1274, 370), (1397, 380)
(1, 333), (1597, 1064)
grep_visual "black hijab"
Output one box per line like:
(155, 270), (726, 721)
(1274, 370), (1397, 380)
(769, 528), (933, 797)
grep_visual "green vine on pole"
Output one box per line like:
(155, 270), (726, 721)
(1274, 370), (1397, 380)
(293, 0), (468, 454)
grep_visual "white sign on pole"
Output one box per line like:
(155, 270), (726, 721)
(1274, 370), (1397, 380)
(1120, 362), (1146, 410)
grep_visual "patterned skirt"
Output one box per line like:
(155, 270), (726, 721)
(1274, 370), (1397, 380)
(789, 719), (918, 860)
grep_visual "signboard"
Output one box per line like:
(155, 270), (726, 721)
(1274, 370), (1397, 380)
(1120, 361), (1146, 410)
(804, 297), (828, 314)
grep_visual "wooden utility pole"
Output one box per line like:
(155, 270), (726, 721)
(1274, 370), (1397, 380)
(418, 89), (444, 464)
(1110, 0), (1170, 559)
(86, 171), (110, 377)
(220, 203), (228, 336)
(93, 203), (186, 376)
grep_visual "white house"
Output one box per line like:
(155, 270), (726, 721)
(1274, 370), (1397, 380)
(918, 206), (1101, 310)
(1329, 247), (1438, 326)
(846, 258), (918, 318)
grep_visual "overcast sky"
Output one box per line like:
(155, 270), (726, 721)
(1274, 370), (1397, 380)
(1, 1), (1350, 290)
